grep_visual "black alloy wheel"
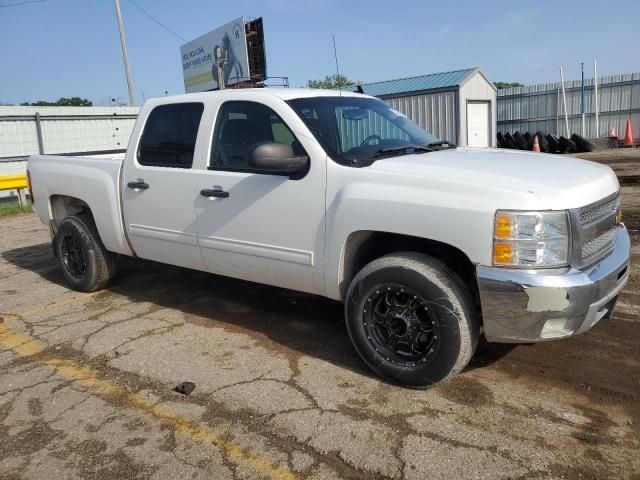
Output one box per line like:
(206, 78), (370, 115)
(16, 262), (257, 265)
(363, 285), (440, 366)
(60, 233), (87, 279)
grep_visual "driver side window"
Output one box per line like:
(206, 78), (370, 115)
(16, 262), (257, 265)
(210, 101), (305, 172)
(336, 106), (410, 151)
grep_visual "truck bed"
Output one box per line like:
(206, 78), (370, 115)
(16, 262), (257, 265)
(28, 154), (133, 256)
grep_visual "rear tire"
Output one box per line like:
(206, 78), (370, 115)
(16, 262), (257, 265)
(52, 214), (116, 292)
(344, 252), (479, 388)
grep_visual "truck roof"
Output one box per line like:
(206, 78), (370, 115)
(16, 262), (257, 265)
(150, 87), (367, 106)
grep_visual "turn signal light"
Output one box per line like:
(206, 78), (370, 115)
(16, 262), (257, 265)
(493, 243), (513, 264)
(495, 214), (512, 238)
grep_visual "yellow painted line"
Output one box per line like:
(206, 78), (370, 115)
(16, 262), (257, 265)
(0, 324), (298, 480)
(15, 290), (105, 318)
(0, 326), (44, 356)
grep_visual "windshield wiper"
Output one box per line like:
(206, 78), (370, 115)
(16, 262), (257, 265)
(351, 144), (433, 167)
(425, 140), (456, 148)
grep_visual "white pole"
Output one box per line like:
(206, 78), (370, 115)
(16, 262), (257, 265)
(556, 87), (560, 135)
(114, 0), (136, 106)
(560, 66), (570, 137)
(581, 62), (585, 137)
(594, 59), (599, 138)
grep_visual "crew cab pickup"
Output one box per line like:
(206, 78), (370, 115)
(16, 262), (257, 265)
(28, 88), (631, 388)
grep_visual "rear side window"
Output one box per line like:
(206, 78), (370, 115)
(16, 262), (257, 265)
(138, 103), (204, 168)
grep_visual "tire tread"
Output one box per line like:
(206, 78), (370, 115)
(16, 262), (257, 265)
(345, 251), (479, 388)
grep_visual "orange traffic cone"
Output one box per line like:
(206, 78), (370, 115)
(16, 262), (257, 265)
(623, 119), (634, 147)
(532, 134), (541, 152)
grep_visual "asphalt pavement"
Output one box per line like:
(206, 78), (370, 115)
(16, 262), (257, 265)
(1, 213), (638, 479)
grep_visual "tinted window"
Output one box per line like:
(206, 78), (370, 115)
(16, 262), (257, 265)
(139, 103), (204, 168)
(211, 101), (305, 171)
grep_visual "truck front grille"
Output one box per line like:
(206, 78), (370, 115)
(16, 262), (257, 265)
(575, 194), (620, 264)
(582, 228), (616, 260)
(579, 196), (619, 225)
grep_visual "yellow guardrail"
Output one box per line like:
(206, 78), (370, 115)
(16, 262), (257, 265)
(0, 174), (28, 191)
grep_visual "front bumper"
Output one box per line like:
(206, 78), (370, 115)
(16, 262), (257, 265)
(476, 226), (631, 343)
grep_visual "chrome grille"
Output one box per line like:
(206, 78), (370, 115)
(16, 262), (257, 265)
(579, 197), (618, 225)
(582, 228), (616, 260)
(574, 194), (620, 264)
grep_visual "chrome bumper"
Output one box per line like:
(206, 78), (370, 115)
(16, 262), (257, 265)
(476, 226), (631, 343)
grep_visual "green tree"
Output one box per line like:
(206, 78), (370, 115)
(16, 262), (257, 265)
(493, 82), (524, 90)
(20, 97), (93, 106)
(307, 74), (357, 89)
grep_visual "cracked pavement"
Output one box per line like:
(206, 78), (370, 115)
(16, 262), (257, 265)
(0, 212), (639, 479)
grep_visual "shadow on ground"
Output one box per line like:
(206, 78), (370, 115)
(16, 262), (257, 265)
(3, 243), (514, 381)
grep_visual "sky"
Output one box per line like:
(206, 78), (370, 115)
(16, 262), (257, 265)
(1, 0), (639, 105)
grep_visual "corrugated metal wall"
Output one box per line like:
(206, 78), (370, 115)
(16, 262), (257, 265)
(0, 106), (139, 200)
(378, 72), (497, 146)
(0, 106), (139, 159)
(337, 108), (410, 151)
(459, 72), (497, 146)
(383, 91), (458, 144)
(497, 73), (640, 139)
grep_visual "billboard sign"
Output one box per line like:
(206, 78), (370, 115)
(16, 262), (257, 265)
(180, 17), (249, 93)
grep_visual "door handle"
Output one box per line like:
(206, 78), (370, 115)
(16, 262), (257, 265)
(200, 186), (229, 198)
(127, 179), (149, 190)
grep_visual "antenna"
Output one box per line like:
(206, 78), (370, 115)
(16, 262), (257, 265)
(332, 34), (342, 95)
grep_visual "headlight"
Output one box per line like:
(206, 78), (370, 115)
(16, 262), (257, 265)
(493, 210), (570, 268)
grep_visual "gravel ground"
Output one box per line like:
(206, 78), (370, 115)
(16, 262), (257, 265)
(0, 153), (639, 479)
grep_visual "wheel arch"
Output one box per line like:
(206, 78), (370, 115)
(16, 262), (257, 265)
(49, 194), (92, 231)
(338, 230), (481, 323)
(47, 194), (132, 257)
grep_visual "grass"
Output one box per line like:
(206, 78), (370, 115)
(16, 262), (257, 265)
(0, 202), (33, 216)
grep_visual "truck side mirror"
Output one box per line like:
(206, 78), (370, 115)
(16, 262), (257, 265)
(247, 142), (309, 178)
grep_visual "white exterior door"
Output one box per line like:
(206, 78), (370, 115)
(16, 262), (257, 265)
(467, 101), (490, 147)
(122, 102), (207, 271)
(194, 98), (327, 296)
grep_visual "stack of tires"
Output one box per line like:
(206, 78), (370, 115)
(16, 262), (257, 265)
(496, 131), (595, 154)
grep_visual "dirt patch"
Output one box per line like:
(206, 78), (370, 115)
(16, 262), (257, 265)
(27, 398), (43, 416)
(438, 376), (495, 407)
(0, 400), (64, 458)
(57, 441), (153, 480)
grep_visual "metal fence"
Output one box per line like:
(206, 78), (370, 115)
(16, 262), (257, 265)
(497, 72), (640, 139)
(0, 106), (139, 199)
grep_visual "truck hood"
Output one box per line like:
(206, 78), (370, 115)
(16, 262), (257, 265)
(368, 147), (619, 209)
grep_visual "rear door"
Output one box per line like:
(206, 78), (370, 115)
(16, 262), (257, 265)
(193, 98), (327, 295)
(122, 102), (207, 271)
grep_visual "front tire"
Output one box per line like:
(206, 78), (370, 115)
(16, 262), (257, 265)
(345, 252), (478, 388)
(52, 214), (116, 292)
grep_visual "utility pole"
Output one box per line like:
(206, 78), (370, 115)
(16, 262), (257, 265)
(559, 66), (570, 137)
(114, 0), (136, 106)
(581, 62), (585, 137)
(594, 60), (599, 138)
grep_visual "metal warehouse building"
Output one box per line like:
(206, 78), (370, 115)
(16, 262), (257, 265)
(358, 68), (497, 147)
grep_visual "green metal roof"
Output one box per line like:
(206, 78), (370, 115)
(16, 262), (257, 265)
(357, 68), (478, 97)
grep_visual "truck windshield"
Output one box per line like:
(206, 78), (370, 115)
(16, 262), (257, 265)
(287, 96), (441, 166)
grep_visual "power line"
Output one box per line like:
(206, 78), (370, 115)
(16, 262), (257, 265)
(127, 0), (189, 44)
(0, 0), (46, 8)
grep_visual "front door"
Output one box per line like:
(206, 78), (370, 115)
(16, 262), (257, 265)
(467, 101), (490, 147)
(122, 102), (206, 271)
(194, 99), (326, 295)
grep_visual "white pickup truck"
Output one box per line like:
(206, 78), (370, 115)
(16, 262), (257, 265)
(28, 88), (630, 388)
